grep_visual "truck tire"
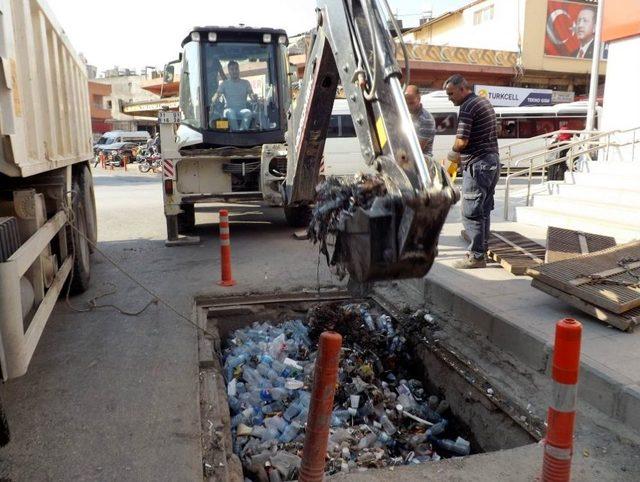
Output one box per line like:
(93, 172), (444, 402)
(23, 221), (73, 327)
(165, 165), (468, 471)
(79, 164), (98, 251)
(284, 205), (312, 228)
(69, 177), (91, 294)
(177, 204), (195, 234)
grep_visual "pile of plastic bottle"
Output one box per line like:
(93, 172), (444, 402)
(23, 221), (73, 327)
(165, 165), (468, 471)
(223, 304), (470, 481)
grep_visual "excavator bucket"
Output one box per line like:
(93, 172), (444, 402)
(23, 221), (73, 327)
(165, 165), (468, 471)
(325, 165), (458, 283)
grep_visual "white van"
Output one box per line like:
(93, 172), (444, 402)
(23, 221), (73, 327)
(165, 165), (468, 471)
(94, 130), (150, 153)
(323, 99), (373, 176)
(323, 93), (599, 175)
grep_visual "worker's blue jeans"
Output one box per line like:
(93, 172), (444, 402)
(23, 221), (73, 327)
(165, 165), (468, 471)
(461, 153), (500, 259)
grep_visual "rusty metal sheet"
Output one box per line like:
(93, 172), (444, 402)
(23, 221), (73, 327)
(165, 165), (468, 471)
(545, 227), (616, 263)
(461, 230), (545, 275)
(527, 241), (640, 314)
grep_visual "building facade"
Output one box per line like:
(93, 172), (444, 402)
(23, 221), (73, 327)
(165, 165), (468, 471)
(600, 0), (640, 161)
(93, 74), (161, 133)
(402, 0), (607, 95)
(88, 81), (112, 140)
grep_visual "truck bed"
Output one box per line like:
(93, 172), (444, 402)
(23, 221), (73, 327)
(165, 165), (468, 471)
(0, 0), (92, 178)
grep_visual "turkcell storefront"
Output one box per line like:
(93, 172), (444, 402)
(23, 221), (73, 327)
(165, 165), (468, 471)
(474, 85), (574, 106)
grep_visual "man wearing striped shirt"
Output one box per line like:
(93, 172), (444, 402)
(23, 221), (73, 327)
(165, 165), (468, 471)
(445, 75), (500, 269)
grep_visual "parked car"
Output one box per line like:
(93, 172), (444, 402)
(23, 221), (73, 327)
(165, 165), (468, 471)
(93, 131), (150, 154)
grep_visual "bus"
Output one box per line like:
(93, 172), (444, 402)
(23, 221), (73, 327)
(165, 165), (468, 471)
(322, 93), (600, 175)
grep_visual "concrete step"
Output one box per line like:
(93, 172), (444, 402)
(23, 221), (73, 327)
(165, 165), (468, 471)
(567, 171), (640, 187)
(514, 207), (639, 243)
(579, 161), (640, 175)
(530, 195), (640, 228)
(551, 183), (640, 205)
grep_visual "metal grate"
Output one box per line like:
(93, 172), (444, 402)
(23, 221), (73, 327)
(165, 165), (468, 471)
(546, 227), (616, 263)
(0, 217), (21, 263)
(531, 279), (638, 332)
(528, 241), (640, 315)
(461, 230), (545, 275)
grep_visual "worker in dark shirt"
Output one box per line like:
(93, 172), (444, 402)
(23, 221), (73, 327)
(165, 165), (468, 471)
(405, 85), (436, 155)
(444, 74), (500, 269)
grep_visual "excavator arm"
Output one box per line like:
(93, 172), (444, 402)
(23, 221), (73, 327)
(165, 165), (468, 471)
(284, 0), (459, 282)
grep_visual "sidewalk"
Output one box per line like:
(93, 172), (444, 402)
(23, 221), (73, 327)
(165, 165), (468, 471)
(415, 185), (640, 432)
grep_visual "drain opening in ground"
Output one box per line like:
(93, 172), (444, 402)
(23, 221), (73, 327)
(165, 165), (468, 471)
(221, 301), (475, 481)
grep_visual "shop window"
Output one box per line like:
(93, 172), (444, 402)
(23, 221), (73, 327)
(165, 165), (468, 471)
(473, 5), (494, 25)
(327, 115), (340, 138)
(498, 119), (517, 138)
(433, 113), (458, 135)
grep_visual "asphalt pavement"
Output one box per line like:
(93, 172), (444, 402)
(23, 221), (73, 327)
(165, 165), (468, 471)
(0, 168), (337, 481)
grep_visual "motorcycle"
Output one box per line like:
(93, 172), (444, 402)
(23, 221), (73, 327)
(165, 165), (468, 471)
(138, 152), (161, 173)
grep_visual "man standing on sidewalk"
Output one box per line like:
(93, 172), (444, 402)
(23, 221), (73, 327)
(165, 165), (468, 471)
(405, 85), (436, 156)
(444, 75), (500, 269)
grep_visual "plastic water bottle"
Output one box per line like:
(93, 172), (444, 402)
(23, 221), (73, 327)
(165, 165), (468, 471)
(283, 403), (301, 422)
(257, 363), (279, 380)
(271, 359), (286, 376)
(262, 401), (285, 415)
(434, 437), (470, 456)
(427, 419), (448, 438)
(379, 414), (397, 435)
(361, 309), (375, 331)
(357, 432), (378, 449)
(227, 395), (241, 413)
(279, 421), (302, 443)
(261, 427), (280, 442)
(265, 415), (287, 433)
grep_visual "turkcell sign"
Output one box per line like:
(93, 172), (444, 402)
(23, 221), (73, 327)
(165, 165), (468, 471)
(474, 85), (553, 107)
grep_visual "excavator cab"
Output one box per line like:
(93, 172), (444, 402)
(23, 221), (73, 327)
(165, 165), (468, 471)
(177, 26), (291, 149)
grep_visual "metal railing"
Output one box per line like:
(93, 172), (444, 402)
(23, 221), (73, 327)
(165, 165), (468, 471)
(502, 126), (640, 220)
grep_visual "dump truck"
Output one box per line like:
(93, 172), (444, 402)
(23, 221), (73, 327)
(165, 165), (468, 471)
(0, 0), (96, 381)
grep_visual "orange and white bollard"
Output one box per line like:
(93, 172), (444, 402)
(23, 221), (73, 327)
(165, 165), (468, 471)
(542, 318), (582, 482)
(218, 209), (236, 286)
(299, 331), (342, 482)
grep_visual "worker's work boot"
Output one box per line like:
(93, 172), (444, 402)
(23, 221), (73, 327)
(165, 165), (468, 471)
(452, 254), (486, 269)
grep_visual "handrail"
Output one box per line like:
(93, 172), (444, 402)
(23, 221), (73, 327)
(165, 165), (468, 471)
(501, 129), (599, 178)
(502, 126), (640, 220)
(510, 130), (612, 168)
(498, 128), (597, 153)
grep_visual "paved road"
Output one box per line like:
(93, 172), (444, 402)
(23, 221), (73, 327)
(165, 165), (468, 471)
(0, 169), (337, 481)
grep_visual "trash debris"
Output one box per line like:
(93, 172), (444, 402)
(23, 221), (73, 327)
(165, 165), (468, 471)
(308, 175), (387, 276)
(222, 302), (471, 480)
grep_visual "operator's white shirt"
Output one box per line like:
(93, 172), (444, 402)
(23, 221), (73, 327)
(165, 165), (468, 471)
(218, 79), (252, 111)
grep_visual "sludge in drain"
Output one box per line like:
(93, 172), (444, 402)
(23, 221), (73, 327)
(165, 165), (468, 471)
(220, 301), (473, 480)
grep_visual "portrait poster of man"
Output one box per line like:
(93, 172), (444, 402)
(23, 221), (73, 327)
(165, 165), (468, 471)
(545, 0), (608, 59)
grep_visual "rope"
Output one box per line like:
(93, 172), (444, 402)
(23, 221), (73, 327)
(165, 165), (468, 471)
(62, 194), (215, 337)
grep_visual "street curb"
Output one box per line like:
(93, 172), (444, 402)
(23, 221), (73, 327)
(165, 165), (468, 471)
(420, 273), (640, 434)
(423, 277), (550, 372)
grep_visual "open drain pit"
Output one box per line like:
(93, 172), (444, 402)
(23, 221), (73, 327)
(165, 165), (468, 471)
(197, 292), (542, 481)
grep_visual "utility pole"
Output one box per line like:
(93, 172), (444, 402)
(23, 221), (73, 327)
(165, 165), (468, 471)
(585, 0), (605, 133)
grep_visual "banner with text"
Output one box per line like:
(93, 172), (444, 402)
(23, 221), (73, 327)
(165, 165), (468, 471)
(545, 0), (608, 59)
(474, 85), (553, 107)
